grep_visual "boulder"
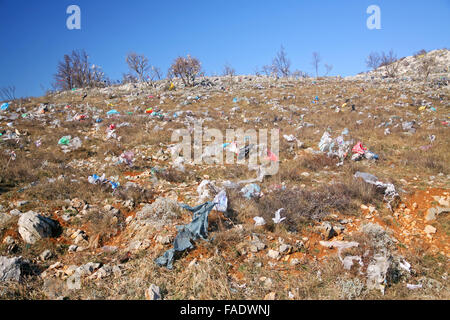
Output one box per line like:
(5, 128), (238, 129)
(0, 256), (24, 282)
(18, 211), (60, 244)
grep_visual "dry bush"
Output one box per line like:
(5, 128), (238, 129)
(401, 149), (448, 174)
(155, 167), (189, 183)
(170, 253), (232, 299)
(84, 209), (125, 247)
(169, 55), (201, 87)
(297, 154), (339, 172)
(115, 186), (155, 204)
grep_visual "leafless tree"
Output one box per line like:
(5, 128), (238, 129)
(149, 66), (163, 81)
(126, 52), (150, 83)
(366, 52), (381, 71)
(311, 52), (321, 78)
(380, 50), (399, 77)
(222, 63), (236, 77)
(0, 85), (16, 101)
(169, 55), (201, 87)
(324, 64), (333, 76)
(54, 50), (107, 90)
(419, 56), (436, 82)
(272, 45), (291, 78)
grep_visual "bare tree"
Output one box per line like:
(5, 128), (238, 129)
(149, 66), (163, 82)
(380, 50), (398, 77)
(126, 52), (150, 83)
(0, 85), (16, 101)
(324, 64), (333, 76)
(419, 56), (436, 82)
(170, 55), (201, 87)
(272, 45), (291, 78)
(311, 52), (321, 78)
(222, 63), (236, 77)
(54, 50), (107, 90)
(366, 52), (381, 71)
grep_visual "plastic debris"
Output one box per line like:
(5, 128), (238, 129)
(106, 109), (120, 116)
(213, 190), (228, 212)
(241, 183), (261, 199)
(272, 208), (286, 224)
(119, 151), (134, 167)
(253, 216), (266, 226)
(354, 172), (399, 211)
(88, 174), (119, 190)
(155, 201), (216, 269)
(1, 102), (9, 110)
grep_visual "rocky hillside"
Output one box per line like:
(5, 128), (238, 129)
(347, 49), (450, 80)
(0, 75), (449, 300)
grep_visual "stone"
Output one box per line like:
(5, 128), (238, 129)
(267, 249), (280, 260)
(40, 250), (52, 261)
(145, 284), (161, 300)
(18, 211), (59, 244)
(279, 244), (291, 254)
(0, 256), (24, 282)
(425, 207), (437, 221)
(156, 235), (171, 245)
(264, 292), (276, 300)
(424, 225), (436, 234)
(66, 273), (81, 290)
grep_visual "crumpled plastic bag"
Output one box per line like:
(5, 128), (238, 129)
(352, 142), (367, 155)
(155, 201), (217, 269)
(241, 183), (261, 199)
(58, 136), (82, 153)
(213, 190), (228, 212)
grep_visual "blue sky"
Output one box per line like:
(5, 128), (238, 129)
(0, 0), (449, 98)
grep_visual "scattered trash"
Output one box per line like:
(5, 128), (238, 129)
(1, 102), (9, 110)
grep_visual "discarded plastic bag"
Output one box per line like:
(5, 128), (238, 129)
(155, 201), (216, 269)
(213, 190), (228, 212)
(241, 183), (261, 199)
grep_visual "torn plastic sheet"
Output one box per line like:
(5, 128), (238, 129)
(155, 201), (217, 269)
(354, 171), (400, 211)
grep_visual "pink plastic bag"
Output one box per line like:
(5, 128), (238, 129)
(352, 142), (367, 155)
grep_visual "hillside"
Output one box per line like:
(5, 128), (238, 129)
(0, 75), (449, 300)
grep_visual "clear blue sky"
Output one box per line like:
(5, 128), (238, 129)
(0, 0), (449, 98)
